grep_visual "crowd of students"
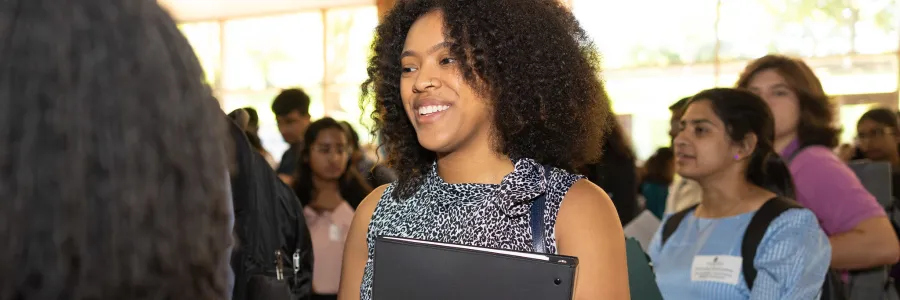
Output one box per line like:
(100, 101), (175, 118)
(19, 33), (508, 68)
(4, 0), (900, 299)
(633, 55), (900, 299)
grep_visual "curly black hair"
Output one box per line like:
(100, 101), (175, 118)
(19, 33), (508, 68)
(362, 0), (610, 199)
(0, 0), (232, 299)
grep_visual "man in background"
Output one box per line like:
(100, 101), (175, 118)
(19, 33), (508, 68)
(272, 88), (312, 185)
(665, 96), (702, 214)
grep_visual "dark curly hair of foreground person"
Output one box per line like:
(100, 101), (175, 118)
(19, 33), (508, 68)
(361, 0), (611, 199)
(0, 0), (232, 299)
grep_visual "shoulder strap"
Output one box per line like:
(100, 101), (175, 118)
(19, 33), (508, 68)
(530, 165), (554, 253)
(660, 204), (699, 247)
(741, 197), (802, 289)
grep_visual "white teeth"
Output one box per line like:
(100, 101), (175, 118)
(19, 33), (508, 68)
(418, 105), (450, 115)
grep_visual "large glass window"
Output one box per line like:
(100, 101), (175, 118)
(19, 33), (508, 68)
(324, 6), (379, 141)
(574, 0), (719, 159)
(573, 0), (900, 159)
(179, 6), (377, 162)
(178, 2), (899, 161)
(717, 0), (899, 94)
(221, 13), (325, 91)
(179, 22), (221, 85)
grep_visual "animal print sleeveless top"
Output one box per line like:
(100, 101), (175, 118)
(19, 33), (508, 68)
(358, 158), (583, 299)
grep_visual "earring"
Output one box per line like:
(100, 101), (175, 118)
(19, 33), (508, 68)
(734, 155), (740, 160)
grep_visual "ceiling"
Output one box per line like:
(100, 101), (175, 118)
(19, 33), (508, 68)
(158, 0), (374, 22)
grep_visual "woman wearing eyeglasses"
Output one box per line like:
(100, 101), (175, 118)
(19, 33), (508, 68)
(855, 107), (900, 294)
(857, 108), (900, 175)
(292, 117), (373, 300)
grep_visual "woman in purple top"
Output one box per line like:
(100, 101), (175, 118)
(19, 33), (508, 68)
(736, 54), (899, 271)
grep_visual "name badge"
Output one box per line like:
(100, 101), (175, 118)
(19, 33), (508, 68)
(329, 224), (342, 242)
(691, 255), (742, 285)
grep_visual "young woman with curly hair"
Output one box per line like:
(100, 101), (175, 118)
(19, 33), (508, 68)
(0, 0), (233, 299)
(338, 1), (629, 299)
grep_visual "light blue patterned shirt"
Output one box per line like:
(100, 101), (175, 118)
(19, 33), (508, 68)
(648, 208), (831, 299)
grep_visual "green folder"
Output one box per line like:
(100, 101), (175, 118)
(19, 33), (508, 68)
(626, 237), (664, 300)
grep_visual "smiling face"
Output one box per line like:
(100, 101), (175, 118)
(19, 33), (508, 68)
(673, 100), (752, 181)
(399, 11), (493, 154)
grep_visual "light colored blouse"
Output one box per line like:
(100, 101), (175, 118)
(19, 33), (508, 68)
(649, 208), (831, 299)
(303, 201), (354, 295)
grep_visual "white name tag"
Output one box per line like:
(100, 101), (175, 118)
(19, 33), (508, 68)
(329, 224), (342, 242)
(691, 255), (742, 285)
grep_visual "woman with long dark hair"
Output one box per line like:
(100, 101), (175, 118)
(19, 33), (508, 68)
(0, 0), (233, 298)
(293, 118), (371, 300)
(649, 88), (830, 299)
(293, 118), (373, 209)
(339, 0), (629, 299)
(738, 54), (898, 270)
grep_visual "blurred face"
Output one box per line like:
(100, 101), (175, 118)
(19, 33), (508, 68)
(276, 110), (311, 145)
(746, 69), (800, 141)
(399, 11), (493, 154)
(665, 157), (676, 179)
(857, 119), (898, 161)
(307, 128), (350, 181)
(669, 109), (684, 143)
(673, 100), (748, 181)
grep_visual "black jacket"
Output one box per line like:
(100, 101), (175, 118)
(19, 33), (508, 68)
(228, 119), (313, 300)
(585, 150), (639, 226)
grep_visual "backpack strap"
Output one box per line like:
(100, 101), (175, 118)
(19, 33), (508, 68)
(741, 197), (802, 289)
(530, 165), (554, 253)
(660, 204), (699, 247)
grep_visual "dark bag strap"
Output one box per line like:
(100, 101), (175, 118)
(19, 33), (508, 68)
(530, 165), (554, 253)
(660, 197), (801, 290)
(741, 197), (802, 289)
(660, 204), (699, 246)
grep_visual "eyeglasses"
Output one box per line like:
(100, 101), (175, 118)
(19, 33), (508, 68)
(856, 128), (894, 141)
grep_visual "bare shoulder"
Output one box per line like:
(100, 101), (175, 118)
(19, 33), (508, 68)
(556, 179), (629, 300)
(358, 184), (390, 216)
(558, 179), (621, 227)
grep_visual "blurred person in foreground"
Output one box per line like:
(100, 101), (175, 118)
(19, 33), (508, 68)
(0, 0), (233, 299)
